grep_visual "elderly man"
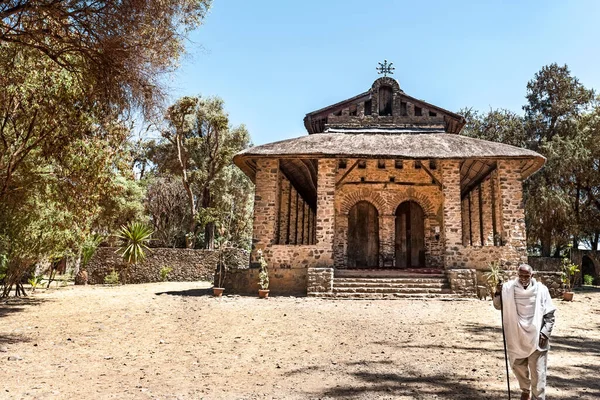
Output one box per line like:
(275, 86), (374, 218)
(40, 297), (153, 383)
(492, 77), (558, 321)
(493, 264), (556, 400)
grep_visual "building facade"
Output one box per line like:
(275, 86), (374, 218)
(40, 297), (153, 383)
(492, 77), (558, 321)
(231, 77), (545, 297)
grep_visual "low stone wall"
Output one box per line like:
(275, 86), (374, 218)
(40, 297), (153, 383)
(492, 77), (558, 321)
(307, 268), (334, 296)
(224, 267), (307, 296)
(536, 272), (563, 298)
(528, 257), (562, 272)
(446, 269), (476, 297)
(85, 247), (248, 285)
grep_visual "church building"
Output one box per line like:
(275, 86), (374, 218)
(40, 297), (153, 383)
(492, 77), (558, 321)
(231, 70), (544, 297)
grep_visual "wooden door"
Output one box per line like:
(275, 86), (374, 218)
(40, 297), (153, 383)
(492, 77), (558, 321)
(395, 201), (425, 268)
(347, 201), (379, 268)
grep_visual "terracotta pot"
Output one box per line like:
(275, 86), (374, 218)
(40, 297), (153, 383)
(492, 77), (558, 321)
(213, 287), (224, 297)
(563, 291), (574, 301)
(258, 289), (270, 298)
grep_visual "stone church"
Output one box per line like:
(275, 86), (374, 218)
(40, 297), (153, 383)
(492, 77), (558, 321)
(231, 75), (545, 297)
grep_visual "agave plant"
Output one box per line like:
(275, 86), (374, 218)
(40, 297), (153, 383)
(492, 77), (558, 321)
(115, 222), (153, 282)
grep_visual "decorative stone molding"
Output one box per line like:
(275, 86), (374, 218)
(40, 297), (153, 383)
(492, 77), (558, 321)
(385, 187), (437, 216)
(338, 188), (387, 215)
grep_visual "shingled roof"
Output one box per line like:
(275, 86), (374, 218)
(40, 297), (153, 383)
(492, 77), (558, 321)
(234, 132), (545, 183)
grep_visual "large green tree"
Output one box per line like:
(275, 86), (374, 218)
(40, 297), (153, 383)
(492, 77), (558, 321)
(0, 0), (212, 296)
(155, 96), (253, 249)
(461, 64), (599, 255)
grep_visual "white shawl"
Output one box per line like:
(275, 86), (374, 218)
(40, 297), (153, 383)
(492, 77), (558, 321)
(500, 278), (556, 366)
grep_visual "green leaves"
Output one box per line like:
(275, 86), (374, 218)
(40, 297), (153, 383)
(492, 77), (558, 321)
(116, 222), (154, 265)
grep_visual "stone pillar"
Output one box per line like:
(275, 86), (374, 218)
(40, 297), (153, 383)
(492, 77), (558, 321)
(470, 187), (482, 246)
(380, 215), (396, 267)
(491, 169), (503, 246)
(303, 202), (310, 245)
(316, 159), (337, 266)
(289, 186), (298, 244)
(333, 214), (347, 268)
(497, 160), (527, 263)
(441, 160), (462, 268)
(461, 198), (470, 246)
(480, 178), (494, 246)
(279, 176), (290, 244)
(252, 158), (280, 264)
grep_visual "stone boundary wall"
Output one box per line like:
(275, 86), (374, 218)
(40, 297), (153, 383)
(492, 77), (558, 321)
(527, 257), (562, 272)
(223, 267), (307, 296)
(84, 247), (248, 285)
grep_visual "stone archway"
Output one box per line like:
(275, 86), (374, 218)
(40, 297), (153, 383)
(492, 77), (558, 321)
(347, 201), (379, 268)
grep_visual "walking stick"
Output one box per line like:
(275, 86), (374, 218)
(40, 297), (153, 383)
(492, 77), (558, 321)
(499, 280), (511, 400)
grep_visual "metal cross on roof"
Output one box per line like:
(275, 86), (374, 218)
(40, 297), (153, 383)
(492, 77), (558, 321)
(376, 60), (395, 77)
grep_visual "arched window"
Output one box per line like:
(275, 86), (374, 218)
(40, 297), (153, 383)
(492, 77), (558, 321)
(379, 86), (393, 116)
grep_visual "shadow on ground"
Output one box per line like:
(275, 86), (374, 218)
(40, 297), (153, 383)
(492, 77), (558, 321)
(287, 360), (505, 400)
(155, 288), (214, 297)
(0, 297), (47, 318)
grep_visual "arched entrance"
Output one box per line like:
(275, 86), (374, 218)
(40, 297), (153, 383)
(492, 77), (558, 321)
(582, 255), (598, 285)
(395, 201), (425, 268)
(347, 201), (379, 268)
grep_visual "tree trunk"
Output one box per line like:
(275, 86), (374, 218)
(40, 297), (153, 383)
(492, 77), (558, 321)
(541, 229), (552, 257)
(202, 187), (214, 250)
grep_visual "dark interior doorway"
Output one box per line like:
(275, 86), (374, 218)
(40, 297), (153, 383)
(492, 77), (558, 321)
(347, 201), (379, 268)
(395, 201), (425, 268)
(582, 255), (598, 285)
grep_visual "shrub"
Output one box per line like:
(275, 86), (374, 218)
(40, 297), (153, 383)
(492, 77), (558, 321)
(104, 269), (120, 285)
(159, 266), (173, 282)
(583, 274), (594, 286)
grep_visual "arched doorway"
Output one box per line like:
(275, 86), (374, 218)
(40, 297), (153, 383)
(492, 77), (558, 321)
(582, 255), (598, 285)
(395, 201), (425, 268)
(347, 201), (379, 268)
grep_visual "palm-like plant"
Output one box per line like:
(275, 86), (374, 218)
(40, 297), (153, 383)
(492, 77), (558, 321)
(115, 222), (153, 283)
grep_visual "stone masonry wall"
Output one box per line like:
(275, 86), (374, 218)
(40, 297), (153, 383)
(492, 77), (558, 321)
(85, 247), (248, 285)
(334, 158), (444, 268)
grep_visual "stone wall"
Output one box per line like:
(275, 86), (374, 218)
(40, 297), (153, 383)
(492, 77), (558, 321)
(307, 267), (334, 296)
(223, 267), (307, 296)
(84, 247), (248, 285)
(334, 158), (444, 268)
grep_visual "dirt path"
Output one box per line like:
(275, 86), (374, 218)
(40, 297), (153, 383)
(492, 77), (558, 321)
(1, 282), (599, 399)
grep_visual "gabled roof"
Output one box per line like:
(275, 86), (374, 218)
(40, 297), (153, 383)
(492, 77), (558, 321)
(303, 77), (467, 134)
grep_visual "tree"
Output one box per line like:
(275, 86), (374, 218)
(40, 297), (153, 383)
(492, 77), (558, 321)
(0, 0), (211, 117)
(160, 96), (252, 249)
(523, 64), (595, 255)
(461, 64), (599, 256)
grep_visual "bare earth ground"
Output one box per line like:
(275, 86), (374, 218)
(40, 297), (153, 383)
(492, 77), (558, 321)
(1, 282), (599, 400)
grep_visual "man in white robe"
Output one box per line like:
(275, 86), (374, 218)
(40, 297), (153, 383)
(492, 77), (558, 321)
(493, 264), (556, 400)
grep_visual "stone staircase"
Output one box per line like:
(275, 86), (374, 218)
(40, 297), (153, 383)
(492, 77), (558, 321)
(326, 269), (462, 299)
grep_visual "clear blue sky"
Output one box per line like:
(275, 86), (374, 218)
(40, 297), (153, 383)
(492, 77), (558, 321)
(169, 0), (600, 146)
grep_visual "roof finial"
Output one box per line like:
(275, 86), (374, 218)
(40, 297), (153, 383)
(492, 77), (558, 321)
(376, 60), (395, 77)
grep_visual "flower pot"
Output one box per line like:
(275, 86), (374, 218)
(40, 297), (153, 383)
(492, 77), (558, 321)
(563, 291), (574, 301)
(213, 287), (225, 297)
(258, 289), (270, 298)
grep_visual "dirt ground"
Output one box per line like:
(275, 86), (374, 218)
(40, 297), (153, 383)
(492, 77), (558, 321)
(1, 282), (599, 400)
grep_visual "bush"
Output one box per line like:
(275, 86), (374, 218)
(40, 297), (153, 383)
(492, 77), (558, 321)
(583, 274), (594, 286)
(159, 266), (173, 282)
(104, 269), (120, 285)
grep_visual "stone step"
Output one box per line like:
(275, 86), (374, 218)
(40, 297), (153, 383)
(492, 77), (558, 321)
(333, 281), (449, 289)
(333, 278), (448, 285)
(320, 292), (466, 300)
(335, 272), (446, 279)
(333, 286), (453, 294)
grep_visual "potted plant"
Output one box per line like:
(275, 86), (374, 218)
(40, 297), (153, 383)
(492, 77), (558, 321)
(482, 261), (503, 300)
(257, 250), (269, 298)
(213, 239), (231, 297)
(561, 258), (580, 301)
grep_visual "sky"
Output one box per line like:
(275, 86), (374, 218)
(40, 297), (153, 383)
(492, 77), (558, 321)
(167, 0), (600, 146)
